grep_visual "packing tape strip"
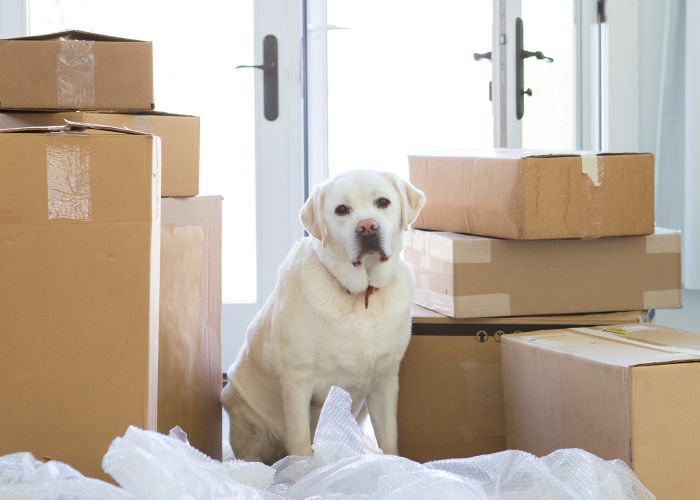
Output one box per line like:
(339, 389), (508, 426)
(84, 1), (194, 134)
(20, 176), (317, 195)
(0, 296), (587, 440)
(643, 289), (682, 309)
(57, 40), (96, 108)
(572, 327), (700, 357)
(646, 232), (682, 254)
(580, 152), (601, 187)
(47, 143), (92, 221)
(406, 230), (492, 264)
(454, 293), (511, 318)
(579, 151), (603, 237)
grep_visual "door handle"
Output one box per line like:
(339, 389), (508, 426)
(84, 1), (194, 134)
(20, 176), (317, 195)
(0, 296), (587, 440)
(473, 51), (492, 62)
(515, 18), (554, 120)
(236, 34), (278, 121)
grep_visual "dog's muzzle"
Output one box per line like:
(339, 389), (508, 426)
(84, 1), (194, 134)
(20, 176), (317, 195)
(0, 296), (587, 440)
(352, 218), (388, 266)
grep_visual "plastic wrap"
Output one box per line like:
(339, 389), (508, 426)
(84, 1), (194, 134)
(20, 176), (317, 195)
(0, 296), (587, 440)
(102, 425), (280, 499)
(0, 386), (654, 499)
(0, 452), (128, 500)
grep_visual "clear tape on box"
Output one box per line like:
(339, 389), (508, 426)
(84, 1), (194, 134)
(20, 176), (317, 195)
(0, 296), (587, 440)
(57, 40), (96, 108)
(0, 386), (654, 499)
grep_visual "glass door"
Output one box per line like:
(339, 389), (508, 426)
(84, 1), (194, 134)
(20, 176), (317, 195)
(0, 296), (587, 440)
(308, 0), (494, 182)
(306, 0), (596, 186)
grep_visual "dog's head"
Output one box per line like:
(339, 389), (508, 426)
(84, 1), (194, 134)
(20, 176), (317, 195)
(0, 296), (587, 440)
(300, 170), (424, 266)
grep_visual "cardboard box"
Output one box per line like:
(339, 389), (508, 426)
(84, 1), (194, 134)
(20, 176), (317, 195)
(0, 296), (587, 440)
(0, 30), (153, 111)
(501, 324), (700, 499)
(0, 124), (160, 480)
(398, 306), (650, 463)
(405, 228), (681, 318)
(0, 111), (200, 196)
(409, 149), (654, 239)
(159, 197), (222, 460)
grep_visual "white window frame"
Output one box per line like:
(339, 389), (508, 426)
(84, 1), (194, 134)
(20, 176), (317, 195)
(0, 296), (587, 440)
(223, 0), (307, 363)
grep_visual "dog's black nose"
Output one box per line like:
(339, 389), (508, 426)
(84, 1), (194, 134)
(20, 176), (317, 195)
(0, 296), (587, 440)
(356, 219), (378, 236)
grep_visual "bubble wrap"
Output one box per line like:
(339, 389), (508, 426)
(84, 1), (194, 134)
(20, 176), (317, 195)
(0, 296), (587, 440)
(0, 386), (654, 499)
(0, 452), (128, 500)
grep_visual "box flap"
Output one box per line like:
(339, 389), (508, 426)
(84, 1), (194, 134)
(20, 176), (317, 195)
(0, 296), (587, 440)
(507, 324), (700, 367)
(409, 148), (650, 160)
(7, 30), (145, 42)
(0, 120), (150, 136)
(411, 304), (650, 326)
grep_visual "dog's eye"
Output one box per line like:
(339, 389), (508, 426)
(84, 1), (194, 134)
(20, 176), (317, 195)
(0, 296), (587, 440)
(335, 204), (350, 216)
(376, 197), (391, 209)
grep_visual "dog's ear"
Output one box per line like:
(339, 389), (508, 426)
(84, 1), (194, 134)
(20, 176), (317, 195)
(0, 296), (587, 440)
(299, 184), (328, 244)
(382, 172), (425, 230)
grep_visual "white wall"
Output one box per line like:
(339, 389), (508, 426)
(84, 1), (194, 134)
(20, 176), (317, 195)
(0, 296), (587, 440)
(0, 0), (27, 37)
(638, 0), (667, 154)
(606, 0), (666, 153)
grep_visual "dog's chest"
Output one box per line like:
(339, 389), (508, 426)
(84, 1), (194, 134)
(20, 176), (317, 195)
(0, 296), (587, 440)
(315, 313), (408, 388)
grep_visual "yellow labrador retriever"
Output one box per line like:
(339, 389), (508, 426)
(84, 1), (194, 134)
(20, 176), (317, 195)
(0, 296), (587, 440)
(221, 170), (425, 463)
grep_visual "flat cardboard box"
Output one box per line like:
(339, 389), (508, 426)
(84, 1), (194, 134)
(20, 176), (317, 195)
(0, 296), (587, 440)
(159, 197), (222, 460)
(501, 324), (700, 499)
(405, 228), (681, 318)
(409, 149), (654, 239)
(0, 111), (200, 196)
(0, 124), (160, 480)
(0, 30), (153, 110)
(398, 306), (650, 463)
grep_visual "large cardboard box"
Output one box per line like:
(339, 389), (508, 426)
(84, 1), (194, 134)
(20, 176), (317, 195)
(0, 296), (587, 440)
(0, 124), (160, 480)
(159, 197), (222, 460)
(410, 150), (654, 239)
(501, 324), (700, 500)
(0, 30), (153, 111)
(405, 228), (681, 318)
(0, 111), (200, 196)
(398, 306), (649, 463)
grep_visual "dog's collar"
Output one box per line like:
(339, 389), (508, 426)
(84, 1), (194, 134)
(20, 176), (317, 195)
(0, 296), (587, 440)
(320, 255), (380, 309)
(326, 268), (379, 309)
(341, 283), (379, 309)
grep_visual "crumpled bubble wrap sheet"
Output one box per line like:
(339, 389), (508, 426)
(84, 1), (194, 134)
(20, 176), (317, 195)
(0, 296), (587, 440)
(0, 386), (654, 499)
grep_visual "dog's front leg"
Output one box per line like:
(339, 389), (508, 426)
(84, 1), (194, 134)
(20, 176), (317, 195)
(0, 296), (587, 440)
(281, 380), (314, 457)
(367, 374), (399, 455)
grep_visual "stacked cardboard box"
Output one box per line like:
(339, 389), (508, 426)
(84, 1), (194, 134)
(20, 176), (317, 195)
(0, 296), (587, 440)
(0, 31), (221, 480)
(399, 150), (683, 470)
(398, 306), (651, 463)
(501, 324), (700, 499)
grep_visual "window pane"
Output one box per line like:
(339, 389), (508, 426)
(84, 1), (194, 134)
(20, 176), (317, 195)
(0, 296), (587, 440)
(325, 0), (493, 180)
(29, 0), (256, 302)
(521, 0), (576, 150)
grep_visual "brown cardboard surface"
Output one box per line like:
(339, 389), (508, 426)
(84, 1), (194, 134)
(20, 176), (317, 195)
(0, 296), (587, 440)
(397, 310), (647, 463)
(0, 30), (153, 110)
(0, 111), (200, 196)
(502, 324), (700, 499)
(405, 228), (682, 318)
(409, 150), (654, 239)
(159, 197), (222, 460)
(0, 128), (160, 480)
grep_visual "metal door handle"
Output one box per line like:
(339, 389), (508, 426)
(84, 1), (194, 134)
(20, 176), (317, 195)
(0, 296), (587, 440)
(473, 51), (492, 61)
(522, 50), (553, 63)
(235, 34), (278, 121)
(515, 18), (555, 120)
